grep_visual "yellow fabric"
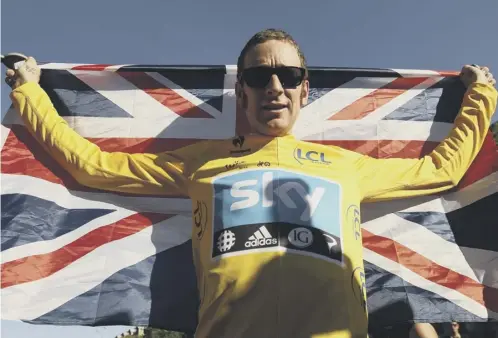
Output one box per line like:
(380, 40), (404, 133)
(11, 82), (497, 338)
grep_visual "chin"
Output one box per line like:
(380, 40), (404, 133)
(260, 119), (291, 136)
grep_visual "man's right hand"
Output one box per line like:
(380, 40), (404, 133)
(5, 57), (41, 89)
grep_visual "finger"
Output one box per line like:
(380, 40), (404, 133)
(19, 57), (40, 75)
(460, 66), (471, 77)
(6, 69), (15, 77)
(12, 56), (30, 71)
(481, 66), (489, 73)
(461, 64), (477, 75)
(467, 64), (480, 72)
(25, 56), (37, 66)
(4, 76), (15, 87)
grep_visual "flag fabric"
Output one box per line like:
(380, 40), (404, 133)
(1, 64), (497, 333)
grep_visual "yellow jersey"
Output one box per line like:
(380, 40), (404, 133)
(11, 82), (497, 338)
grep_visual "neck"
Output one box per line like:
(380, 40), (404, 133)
(248, 128), (293, 137)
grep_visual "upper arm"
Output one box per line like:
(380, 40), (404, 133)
(354, 82), (497, 202)
(355, 155), (453, 202)
(10, 82), (194, 196)
(68, 149), (190, 196)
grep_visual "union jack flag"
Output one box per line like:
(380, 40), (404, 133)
(1, 64), (497, 333)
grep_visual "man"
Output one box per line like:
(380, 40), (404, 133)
(5, 29), (497, 338)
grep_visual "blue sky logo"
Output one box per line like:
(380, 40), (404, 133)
(213, 169), (342, 238)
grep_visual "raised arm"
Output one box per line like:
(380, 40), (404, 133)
(352, 65), (497, 202)
(6, 57), (193, 197)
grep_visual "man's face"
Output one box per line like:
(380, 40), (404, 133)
(236, 40), (309, 136)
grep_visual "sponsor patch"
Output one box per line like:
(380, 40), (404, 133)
(230, 136), (251, 155)
(193, 200), (208, 240)
(211, 169), (343, 264)
(293, 147), (331, 165)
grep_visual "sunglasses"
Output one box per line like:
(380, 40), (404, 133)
(240, 66), (306, 89)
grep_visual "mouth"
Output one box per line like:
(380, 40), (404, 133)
(261, 103), (287, 114)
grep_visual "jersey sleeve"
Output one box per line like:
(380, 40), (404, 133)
(351, 82), (497, 202)
(10, 82), (196, 197)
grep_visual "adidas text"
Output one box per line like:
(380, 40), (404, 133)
(245, 237), (277, 248)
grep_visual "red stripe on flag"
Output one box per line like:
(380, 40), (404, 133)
(3, 125), (494, 193)
(362, 229), (498, 313)
(1, 127), (88, 187)
(71, 64), (111, 71)
(118, 72), (213, 118)
(1, 212), (174, 289)
(438, 71), (459, 77)
(456, 131), (498, 189)
(329, 77), (429, 120)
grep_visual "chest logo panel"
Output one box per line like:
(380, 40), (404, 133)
(211, 169), (343, 264)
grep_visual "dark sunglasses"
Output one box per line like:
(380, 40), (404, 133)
(240, 66), (306, 89)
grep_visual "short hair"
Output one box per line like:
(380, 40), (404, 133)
(236, 28), (308, 81)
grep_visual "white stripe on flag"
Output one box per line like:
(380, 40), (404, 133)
(225, 65), (237, 74)
(221, 68), (237, 139)
(459, 246), (498, 288)
(1, 209), (135, 263)
(363, 212), (480, 283)
(391, 69), (443, 77)
(363, 248), (491, 319)
(362, 77), (444, 121)
(1, 214), (192, 320)
(104, 65), (132, 71)
(442, 171), (498, 213)
(0, 124), (11, 150)
(1, 108), (22, 127)
(396, 171), (498, 214)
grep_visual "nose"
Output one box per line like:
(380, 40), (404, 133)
(265, 74), (284, 96)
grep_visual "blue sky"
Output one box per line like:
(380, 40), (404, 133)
(1, 0), (497, 337)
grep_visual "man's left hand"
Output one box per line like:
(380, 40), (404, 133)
(460, 64), (495, 88)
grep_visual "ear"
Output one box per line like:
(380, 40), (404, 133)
(235, 81), (247, 109)
(300, 79), (309, 106)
